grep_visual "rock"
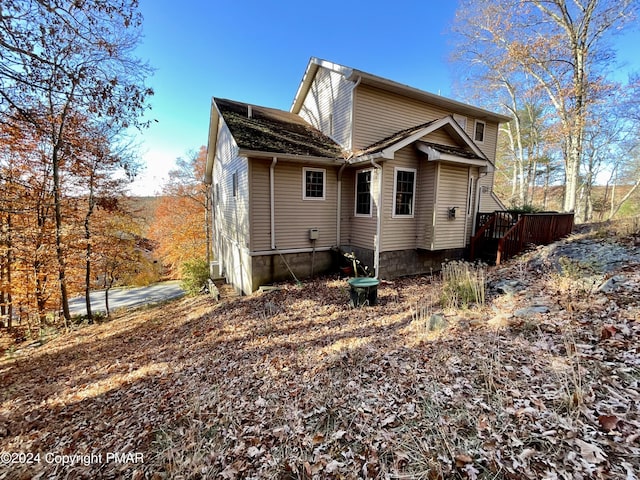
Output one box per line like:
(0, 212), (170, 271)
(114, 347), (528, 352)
(597, 275), (627, 293)
(493, 279), (524, 295)
(428, 314), (448, 332)
(514, 305), (550, 318)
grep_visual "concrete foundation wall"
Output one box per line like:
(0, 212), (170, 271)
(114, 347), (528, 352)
(251, 251), (334, 291)
(378, 248), (464, 279)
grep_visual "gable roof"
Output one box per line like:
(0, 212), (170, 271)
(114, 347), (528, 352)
(291, 58), (511, 124)
(214, 98), (344, 159)
(352, 116), (490, 164)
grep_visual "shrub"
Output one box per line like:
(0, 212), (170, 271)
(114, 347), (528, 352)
(180, 259), (210, 296)
(441, 260), (486, 309)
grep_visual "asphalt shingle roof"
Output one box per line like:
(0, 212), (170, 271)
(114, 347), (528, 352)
(215, 98), (344, 159)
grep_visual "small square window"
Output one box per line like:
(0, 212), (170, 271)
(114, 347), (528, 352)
(355, 169), (372, 216)
(474, 120), (486, 143)
(303, 168), (325, 200)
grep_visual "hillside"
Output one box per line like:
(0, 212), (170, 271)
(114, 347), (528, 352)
(0, 222), (638, 479)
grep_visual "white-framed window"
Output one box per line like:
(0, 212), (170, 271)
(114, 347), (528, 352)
(303, 167), (326, 200)
(393, 167), (416, 217)
(355, 169), (372, 216)
(474, 120), (486, 143)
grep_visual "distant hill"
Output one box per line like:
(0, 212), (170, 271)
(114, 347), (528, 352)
(495, 184), (639, 219)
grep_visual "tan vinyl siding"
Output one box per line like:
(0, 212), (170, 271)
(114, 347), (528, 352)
(478, 171), (504, 212)
(433, 164), (470, 250)
(341, 167), (379, 249)
(340, 169), (354, 245)
(270, 161), (338, 250)
(416, 161), (437, 249)
(299, 67), (353, 149)
(421, 129), (458, 147)
(212, 121), (252, 293)
(465, 168), (480, 242)
(248, 159), (272, 251)
(380, 147), (419, 251)
(213, 123), (250, 247)
(353, 84), (499, 161)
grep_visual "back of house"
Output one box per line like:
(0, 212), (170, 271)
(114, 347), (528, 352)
(206, 58), (509, 294)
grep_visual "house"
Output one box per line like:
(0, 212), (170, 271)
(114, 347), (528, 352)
(205, 58), (510, 294)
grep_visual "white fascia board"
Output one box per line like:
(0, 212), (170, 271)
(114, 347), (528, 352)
(238, 149), (346, 166)
(205, 99), (221, 184)
(442, 116), (489, 161)
(415, 141), (494, 170)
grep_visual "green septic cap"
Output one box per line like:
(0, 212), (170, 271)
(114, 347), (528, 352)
(348, 278), (380, 288)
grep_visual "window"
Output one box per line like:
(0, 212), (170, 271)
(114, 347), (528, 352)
(303, 167), (325, 200)
(474, 120), (486, 143)
(355, 169), (372, 216)
(232, 172), (238, 197)
(393, 167), (416, 217)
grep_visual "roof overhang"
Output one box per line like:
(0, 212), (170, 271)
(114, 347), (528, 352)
(291, 57), (511, 124)
(239, 149), (345, 166)
(415, 142), (495, 172)
(350, 115), (492, 164)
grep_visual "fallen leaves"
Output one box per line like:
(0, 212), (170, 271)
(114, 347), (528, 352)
(0, 232), (639, 479)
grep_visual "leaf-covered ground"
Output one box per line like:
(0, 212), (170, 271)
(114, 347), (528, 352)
(0, 227), (638, 479)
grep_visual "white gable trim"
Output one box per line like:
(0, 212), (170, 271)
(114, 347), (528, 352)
(380, 116), (488, 160)
(415, 142), (494, 172)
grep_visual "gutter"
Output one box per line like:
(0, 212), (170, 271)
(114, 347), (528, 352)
(238, 149), (346, 165)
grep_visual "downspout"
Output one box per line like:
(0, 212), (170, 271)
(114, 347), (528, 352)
(370, 158), (382, 278)
(336, 162), (347, 246)
(270, 157), (278, 249)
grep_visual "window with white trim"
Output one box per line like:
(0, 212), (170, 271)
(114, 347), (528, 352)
(303, 167), (325, 200)
(355, 169), (372, 216)
(393, 167), (416, 217)
(474, 120), (486, 143)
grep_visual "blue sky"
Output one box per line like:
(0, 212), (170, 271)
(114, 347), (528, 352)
(129, 0), (639, 196)
(129, 0), (460, 195)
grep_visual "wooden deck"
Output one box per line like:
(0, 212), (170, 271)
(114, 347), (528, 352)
(470, 211), (575, 264)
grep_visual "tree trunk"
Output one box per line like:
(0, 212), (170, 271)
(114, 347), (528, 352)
(52, 147), (71, 325)
(84, 176), (96, 323)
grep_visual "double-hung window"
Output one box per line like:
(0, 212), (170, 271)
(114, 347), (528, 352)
(393, 167), (416, 217)
(303, 167), (325, 200)
(474, 120), (486, 143)
(355, 169), (372, 216)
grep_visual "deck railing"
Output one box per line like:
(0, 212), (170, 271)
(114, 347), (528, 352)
(471, 211), (574, 264)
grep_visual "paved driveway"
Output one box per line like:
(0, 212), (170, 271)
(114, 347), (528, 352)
(69, 281), (185, 316)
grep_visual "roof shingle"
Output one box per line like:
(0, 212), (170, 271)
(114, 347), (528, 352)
(215, 98), (344, 159)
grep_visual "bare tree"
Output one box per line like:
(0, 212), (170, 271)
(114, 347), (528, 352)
(452, 0), (638, 216)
